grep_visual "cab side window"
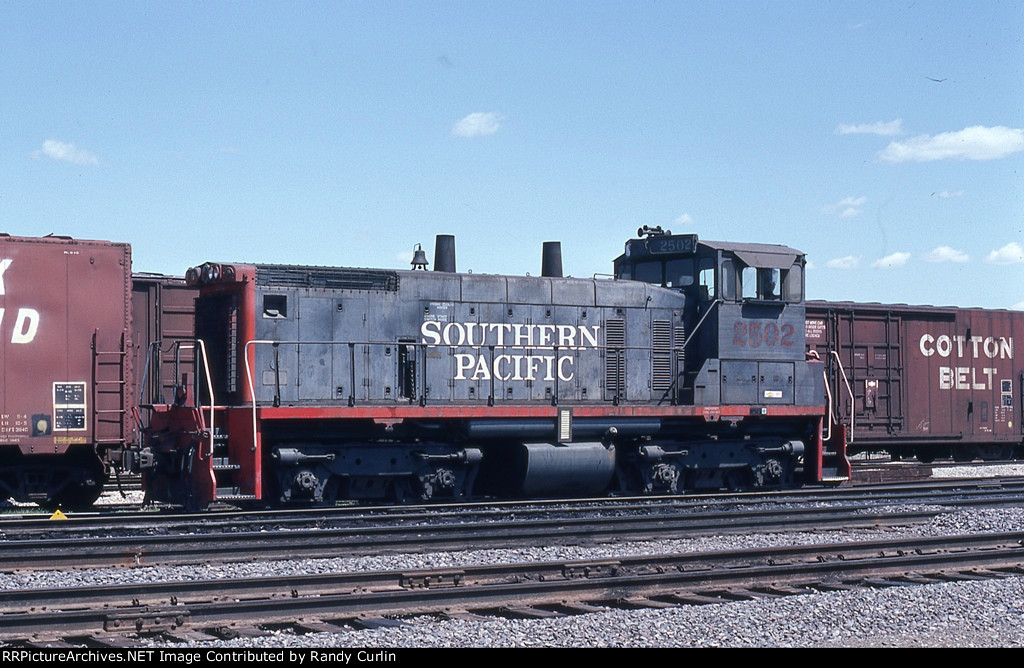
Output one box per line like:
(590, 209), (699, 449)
(785, 264), (803, 302)
(741, 266), (758, 300)
(698, 258), (716, 301)
(758, 268), (781, 300)
(721, 259), (738, 300)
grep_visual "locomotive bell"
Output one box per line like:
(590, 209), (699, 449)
(410, 243), (429, 270)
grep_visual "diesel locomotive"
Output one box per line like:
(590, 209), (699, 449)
(138, 228), (850, 509)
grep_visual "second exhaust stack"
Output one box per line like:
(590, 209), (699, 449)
(434, 234), (456, 273)
(541, 241), (563, 278)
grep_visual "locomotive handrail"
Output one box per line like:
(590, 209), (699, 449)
(136, 339), (216, 458)
(138, 341), (157, 407)
(170, 339), (218, 459)
(138, 340), (196, 399)
(656, 298), (718, 405)
(688, 298), (720, 344)
(245, 339), (278, 454)
(240, 337), (688, 416)
(829, 350), (854, 444)
(822, 367), (835, 443)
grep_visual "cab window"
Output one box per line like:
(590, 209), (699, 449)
(665, 258), (694, 288)
(741, 266), (783, 300)
(634, 261), (662, 285)
(698, 258), (715, 300)
(758, 268), (782, 300)
(721, 259), (738, 300)
(785, 264), (803, 302)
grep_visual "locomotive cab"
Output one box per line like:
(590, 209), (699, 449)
(611, 227), (845, 490)
(614, 227), (817, 408)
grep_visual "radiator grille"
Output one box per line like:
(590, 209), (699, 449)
(256, 266), (400, 291)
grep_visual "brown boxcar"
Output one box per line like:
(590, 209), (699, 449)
(0, 234), (132, 508)
(130, 273), (197, 408)
(806, 301), (1023, 462)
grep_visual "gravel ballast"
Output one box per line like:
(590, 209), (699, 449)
(4, 466), (1024, 647)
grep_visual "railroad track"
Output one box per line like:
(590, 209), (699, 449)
(2, 531), (1022, 645)
(5, 475), (1024, 538)
(0, 503), (941, 571)
(4, 478), (1024, 572)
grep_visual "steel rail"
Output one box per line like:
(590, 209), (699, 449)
(0, 506), (950, 571)
(4, 476), (1024, 539)
(1, 531), (1022, 640)
(4, 485), (1024, 572)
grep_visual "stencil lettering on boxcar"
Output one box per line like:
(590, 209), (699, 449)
(0, 259), (41, 344)
(919, 333), (1014, 392)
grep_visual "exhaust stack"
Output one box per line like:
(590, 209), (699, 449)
(434, 234), (456, 273)
(541, 241), (563, 278)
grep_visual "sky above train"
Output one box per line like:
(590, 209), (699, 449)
(2, 1), (1022, 309)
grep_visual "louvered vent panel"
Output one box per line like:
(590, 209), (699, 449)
(652, 319), (673, 391)
(605, 319), (625, 398)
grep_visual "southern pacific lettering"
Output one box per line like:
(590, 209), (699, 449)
(419, 320), (601, 382)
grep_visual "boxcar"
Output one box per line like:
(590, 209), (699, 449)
(0, 235), (132, 508)
(130, 273), (198, 408)
(806, 301), (1023, 462)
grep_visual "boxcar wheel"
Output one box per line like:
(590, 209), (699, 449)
(952, 447), (976, 463)
(978, 445), (1013, 461)
(41, 480), (105, 511)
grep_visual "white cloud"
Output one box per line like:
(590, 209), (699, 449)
(34, 139), (99, 165)
(923, 246), (970, 263)
(932, 190), (965, 199)
(452, 112), (503, 138)
(1012, 301), (1024, 311)
(871, 251), (911, 268)
(821, 196), (867, 218)
(879, 125), (1024, 163)
(836, 119), (903, 136)
(826, 255), (860, 269)
(674, 213), (694, 227)
(985, 242), (1024, 264)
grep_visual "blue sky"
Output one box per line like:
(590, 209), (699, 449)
(3, 1), (1022, 308)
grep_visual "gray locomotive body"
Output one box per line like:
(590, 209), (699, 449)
(141, 230), (845, 508)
